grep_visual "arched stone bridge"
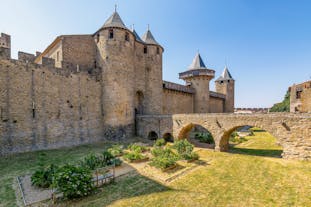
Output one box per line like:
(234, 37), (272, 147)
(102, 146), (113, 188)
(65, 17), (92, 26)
(136, 113), (311, 160)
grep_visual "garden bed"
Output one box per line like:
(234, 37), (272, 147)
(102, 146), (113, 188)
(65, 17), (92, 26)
(16, 163), (135, 206)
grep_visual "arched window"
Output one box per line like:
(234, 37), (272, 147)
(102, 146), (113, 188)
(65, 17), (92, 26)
(109, 29), (114, 39)
(125, 32), (129, 41)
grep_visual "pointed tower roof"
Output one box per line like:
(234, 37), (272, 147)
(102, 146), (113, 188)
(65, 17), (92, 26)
(131, 28), (144, 43)
(142, 29), (159, 45)
(188, 52), (207, 70)
(216, 67), (234, 82)
(101, 11), (128, 30)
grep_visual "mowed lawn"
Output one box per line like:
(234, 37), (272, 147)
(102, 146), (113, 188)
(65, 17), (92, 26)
(1, 131), (311, 207)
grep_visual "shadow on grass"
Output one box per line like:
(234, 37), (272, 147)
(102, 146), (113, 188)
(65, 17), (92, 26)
(56, 172), (172, 207)
(229, 147), (283, 158)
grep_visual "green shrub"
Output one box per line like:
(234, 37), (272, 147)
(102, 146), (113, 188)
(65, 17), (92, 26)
(101, 150), (114, 164)
(173, 140), (193, 155)
(112, 157), (122, 166)
(107, 145), (123, 157)
(151, 147), (177, 158)
(31, 164), (58, 188)
(194, 132), (214, 144)
(53, 164), (94, 199)
(123, 151), (146, 162)
(172, 140), (199, 160)
(154, 138), (166, 147)
(150, 156), (177, 170)
(183, 152), (199, 161)
(127, 144), (147, 153)
(79, 153), (102, 170)
(230, 136), (247, 144)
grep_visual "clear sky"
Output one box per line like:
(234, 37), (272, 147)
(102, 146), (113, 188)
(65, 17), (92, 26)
(1, 0), (311, 108)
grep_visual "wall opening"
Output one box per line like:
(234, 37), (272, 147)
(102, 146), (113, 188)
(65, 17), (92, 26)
(163, 133), (174, 142)
(109, 29), (114, 39)
(135, 91), (144, 114)
(148, 131), (158, 140)
(178, 123), (215, 149)
(220, 126), (283, 158)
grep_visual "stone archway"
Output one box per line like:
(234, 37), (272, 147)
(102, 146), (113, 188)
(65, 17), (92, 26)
(148, 131), (158, 140)
(218, 125), (283, 157)
(177, 123), (215, 149)
(163, 132), (174, 142)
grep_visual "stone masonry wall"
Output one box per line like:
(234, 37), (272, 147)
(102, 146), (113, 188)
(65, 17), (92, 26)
(301, 88), (311, 112)
(136, 113), (311, 160)
(162, 89), (193, 114)
(0, 59), (103, 155)
(209, 97), (224, 113)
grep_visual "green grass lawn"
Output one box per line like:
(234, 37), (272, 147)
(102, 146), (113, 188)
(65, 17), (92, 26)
(1, 132), (311, 207)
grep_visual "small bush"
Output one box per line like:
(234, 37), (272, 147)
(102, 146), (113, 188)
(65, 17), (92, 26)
(101, 150), (114, 164)
(173, 140), (194, 155)
(79, 153), (102, 170)
(123, 151), (147, 162)
(154, 138), (166, 147)
(172, 140), (199, 160)
(183, 152), (199, 161)
(194, 132), (214, 144)
(150, 156), (177, 170)
(127, 144), (147, 153)
(230, 136), (247, 144)
(107, 145), (123, 157)
(151, 147), (177, 158)
(31, 164), (58, 188)
(112, 157), (122, 166)
(53, 164), (94, 199)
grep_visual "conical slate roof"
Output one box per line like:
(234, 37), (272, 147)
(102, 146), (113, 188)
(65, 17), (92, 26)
(188, 53), (207, 70)
(142, 29), (159, 45)
(101, 12), (128, 29)
(216, 67), (234, 81)
(131, 28), (144, 43)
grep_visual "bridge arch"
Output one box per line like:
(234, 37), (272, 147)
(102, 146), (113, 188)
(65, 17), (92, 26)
(218, 125), (284, 154)
(177, 123), (216, 148)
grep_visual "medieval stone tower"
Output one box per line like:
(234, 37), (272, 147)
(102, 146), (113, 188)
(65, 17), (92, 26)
(94, 11), (163, 132)
(179, 53), (215, 113)
(215, 67), (235, 112)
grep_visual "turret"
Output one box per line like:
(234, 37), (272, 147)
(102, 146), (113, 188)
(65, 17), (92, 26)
(179, 53), (215, 113)
(215, 67), (235, 112)
(95, 10), (136, 133)
(140, 28), (163, 114)
(0, 33), (11, 59)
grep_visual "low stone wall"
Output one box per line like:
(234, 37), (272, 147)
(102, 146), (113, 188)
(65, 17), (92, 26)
(136, 113), (311, 160)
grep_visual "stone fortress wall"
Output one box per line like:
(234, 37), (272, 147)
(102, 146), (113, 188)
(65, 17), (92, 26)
(0, 10), (234, 155)
(290, 80), (311, 113)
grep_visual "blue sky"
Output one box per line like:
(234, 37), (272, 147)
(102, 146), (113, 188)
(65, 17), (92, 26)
(1, 0), (311, 107)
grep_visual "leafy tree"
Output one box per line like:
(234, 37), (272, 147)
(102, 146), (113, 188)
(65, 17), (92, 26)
(270, 90), (290, 112)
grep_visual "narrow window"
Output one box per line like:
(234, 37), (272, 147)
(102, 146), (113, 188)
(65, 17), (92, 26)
(125, 32), (129, 41)
(296, 91), (302, 99)
(96, 33), (100, 43)
(144, 46), (147, 54)
(228, 80), (230, 83)
(56, 51), (59, 61)
(32, 102), (36, 118)
(156, 47), (160, 54)
(109, 29), (114, 39)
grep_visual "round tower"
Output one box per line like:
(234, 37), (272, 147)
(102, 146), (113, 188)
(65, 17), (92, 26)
(179, 53), (215, 113)
(140, 28), (164, 114)
(215, 67), (235, 113)
(95, 11), (136, 134)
